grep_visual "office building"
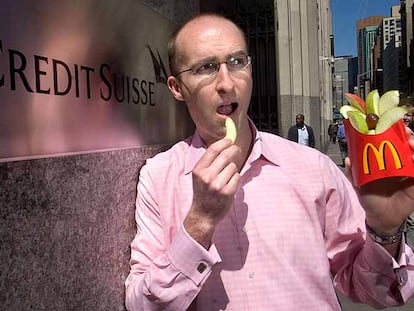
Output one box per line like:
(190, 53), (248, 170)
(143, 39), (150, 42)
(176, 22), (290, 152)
(382, 7), (401, 49)
(372, 6), (402, 93)
(400, 0), (414, 96)
(357, 16), (384, 98)
(382, 9), (402, 93)
(333, 56), (353, 107)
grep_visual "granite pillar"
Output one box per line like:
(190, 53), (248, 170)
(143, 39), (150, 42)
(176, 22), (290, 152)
(0, 146), (167, 310)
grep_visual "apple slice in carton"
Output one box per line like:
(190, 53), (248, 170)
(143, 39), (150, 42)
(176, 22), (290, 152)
(375, 106), (408, 133)
(340, 90), (407, 134)
(344, 93), (366, 113)
(340, 105), (360, 119)
(347, 110), (369, 134)
(365, 89), (380, 116)
(378, 90), (399, 116)
(340, 89), (414, 187)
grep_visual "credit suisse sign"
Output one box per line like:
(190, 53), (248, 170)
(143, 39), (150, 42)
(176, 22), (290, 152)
(0, 0), (193, 161)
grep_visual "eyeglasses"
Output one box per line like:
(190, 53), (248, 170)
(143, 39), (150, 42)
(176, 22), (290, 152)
(174, 54), (251, 77)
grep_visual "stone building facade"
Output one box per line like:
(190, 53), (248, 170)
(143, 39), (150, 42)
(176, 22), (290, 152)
(0, 1), (333, 309)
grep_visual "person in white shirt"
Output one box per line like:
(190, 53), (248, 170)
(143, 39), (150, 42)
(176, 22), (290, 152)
(287, 113), (315, 148)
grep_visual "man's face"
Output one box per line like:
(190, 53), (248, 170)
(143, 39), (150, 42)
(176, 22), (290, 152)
(167, 16), (253, 146)
(296, 115), (304, 127)
(403, 111), (413, 126)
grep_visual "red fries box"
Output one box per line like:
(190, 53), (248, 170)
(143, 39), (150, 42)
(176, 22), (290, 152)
(344, 119), (414, 187)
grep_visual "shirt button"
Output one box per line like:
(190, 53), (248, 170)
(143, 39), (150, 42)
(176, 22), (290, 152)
(396, 269), (407, 286)
(197, 262), (207, 273)
(248, 272), (255, 279)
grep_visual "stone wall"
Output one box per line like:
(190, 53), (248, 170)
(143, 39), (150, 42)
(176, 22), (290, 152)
(0, 0), (199, 308)
(143, 0), (199, 24)
(0, 146), (166, 310)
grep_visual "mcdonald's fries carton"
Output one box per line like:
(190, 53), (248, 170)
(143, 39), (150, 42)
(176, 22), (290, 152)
(344, 119), (414, 186)
(340, 89), (414, 187)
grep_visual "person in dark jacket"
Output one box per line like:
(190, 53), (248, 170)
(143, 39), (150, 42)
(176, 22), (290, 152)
(336, 120), (347, 167)
(287, 113), (315, 148)
(328, 122), (338, 143)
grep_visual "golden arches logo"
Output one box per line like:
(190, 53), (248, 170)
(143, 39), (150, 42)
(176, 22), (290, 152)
(362, 140), (402, 174)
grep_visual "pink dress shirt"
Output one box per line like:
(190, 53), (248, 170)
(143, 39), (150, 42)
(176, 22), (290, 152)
(125, 126), (414, 311)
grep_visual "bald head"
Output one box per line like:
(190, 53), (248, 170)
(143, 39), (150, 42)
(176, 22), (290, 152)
(167, 14), (247, 76)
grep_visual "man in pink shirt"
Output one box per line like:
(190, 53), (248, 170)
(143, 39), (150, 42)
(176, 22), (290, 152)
(125, 13), (414, 310)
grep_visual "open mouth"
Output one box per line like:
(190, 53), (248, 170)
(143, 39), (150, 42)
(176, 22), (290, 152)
(217, 102), (238, 116)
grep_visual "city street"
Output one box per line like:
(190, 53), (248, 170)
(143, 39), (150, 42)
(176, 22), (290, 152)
(339, 292), (414, 311)
(324, 142), (414, 310)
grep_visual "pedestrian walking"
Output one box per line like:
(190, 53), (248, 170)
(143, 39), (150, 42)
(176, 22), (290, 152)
(328, 121), (338, 144)
(336, 121), (347, 167)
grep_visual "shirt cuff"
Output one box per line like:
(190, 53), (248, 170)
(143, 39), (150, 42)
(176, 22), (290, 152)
(363, 234), (407, 273)
(363, 234), (414, 301)
(395, 236), (414, 302)
(167, 224), (222, 286)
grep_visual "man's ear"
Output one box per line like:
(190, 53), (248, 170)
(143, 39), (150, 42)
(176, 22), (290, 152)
(167, 76), (184, 101)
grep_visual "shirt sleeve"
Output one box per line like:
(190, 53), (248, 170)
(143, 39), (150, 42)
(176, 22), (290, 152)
(324, 159), (414, 308)
(125, 165), (221, 311)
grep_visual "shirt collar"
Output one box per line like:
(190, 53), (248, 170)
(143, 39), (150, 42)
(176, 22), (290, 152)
(297, 124), (306, 129)
(184, 132), (206, 175)
(184, 118), (280, 175)
(254, 129), (281, 167)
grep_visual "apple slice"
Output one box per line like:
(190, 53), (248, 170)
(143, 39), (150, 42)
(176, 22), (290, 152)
(378, 90), (400, 116)
(365, 89), (380, 116)
(224, 117), (237, 144)
(375, 106), (408, 133)
(348, 110), (369, 134)
(340, 105), (360, 119)
(345, 93), (366, 113)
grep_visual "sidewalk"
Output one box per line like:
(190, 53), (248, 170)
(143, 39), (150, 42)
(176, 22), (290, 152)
(323, 141), (344, 169)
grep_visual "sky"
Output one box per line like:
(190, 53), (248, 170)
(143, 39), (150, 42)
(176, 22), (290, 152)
(331, 0), (401, 57)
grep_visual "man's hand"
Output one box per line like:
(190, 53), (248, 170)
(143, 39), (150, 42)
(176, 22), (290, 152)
(345, 127), (414, 255)
(184, 138), (242, 249)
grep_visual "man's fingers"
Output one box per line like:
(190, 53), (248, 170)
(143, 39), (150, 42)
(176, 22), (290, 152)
(195, 155), (240, 194)
(216, 162), (239, 192)
(226, 171), (241, 194)
(196, 138), (233, 169)
(209, 144), (242, 173)
(343, 157), (357, 187)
